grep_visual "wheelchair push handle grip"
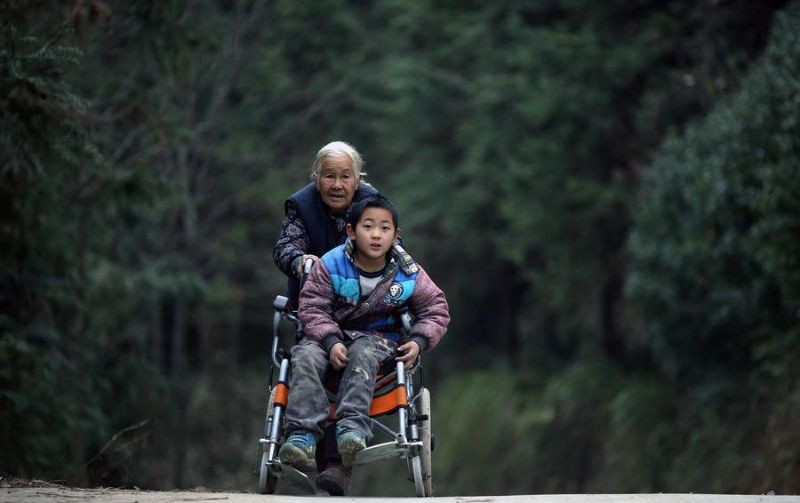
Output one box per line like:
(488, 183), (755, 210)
(271, 308), (283, 366)
(271, 295), (291, 366)
(300, 257), (314, 289)
(273, 295), (289, 311)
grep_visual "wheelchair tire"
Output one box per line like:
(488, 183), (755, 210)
(258, 388), (279, 494)
(411, 455), (425, 496)
(419, 387), (433, 496)
(258, 452), (277, 494)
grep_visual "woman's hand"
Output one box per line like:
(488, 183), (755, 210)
(296, 254), (319, 277)
(329, 342), (349, 370)
(396, 341), (421, 365)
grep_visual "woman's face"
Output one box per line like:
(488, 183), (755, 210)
(316, 154), (358, 214)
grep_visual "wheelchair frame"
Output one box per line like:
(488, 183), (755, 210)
(255, 292), (434, 497)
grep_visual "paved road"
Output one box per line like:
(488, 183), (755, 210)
(2, 488), (799, 503)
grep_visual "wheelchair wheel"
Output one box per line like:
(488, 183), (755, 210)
(258, 452), (277, 494)
(419, 387), (433, 496)
(408, 387), (433, 497)
(258, 387), (278, 494)
(411, 455), (425, 496)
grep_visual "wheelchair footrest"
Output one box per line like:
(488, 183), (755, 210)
(354, 441), (406, 465)
(353, 440), (421, 466)
(269, 461), (316, 494)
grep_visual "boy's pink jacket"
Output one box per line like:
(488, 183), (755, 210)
(298, 246), (450, 353)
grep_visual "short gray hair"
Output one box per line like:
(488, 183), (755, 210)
(310, 141), (366, 182)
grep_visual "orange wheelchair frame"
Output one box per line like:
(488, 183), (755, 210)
(254, 292), (434, 497)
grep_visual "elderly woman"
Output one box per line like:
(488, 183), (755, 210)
(272, 140), (382, 495)
(273, 141), (379, 308)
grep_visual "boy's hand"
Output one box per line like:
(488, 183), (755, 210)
(329, 342), (349, 370)
(396, 341), (421, 365)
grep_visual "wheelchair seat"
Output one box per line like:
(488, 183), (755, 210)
(323, 351), (420, 418)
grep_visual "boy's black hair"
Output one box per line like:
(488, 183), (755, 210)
(346, 194), (399, 229)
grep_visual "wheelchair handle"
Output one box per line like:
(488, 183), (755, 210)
(300, 257), (314, 289)
(270, 294), (303, 367)
(271, 296), (288, 367)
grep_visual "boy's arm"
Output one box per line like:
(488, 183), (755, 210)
(406, 266), (450, 351)
(298, 260), (344, 353)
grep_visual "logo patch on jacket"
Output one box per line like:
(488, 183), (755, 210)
(389, 282), (404, 299)
(384, 280), (411, 305)
(383, 277), (414, 306)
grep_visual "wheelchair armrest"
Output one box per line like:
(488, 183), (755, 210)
(273, 295), (289, 311)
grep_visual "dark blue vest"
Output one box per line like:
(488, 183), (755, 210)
(285, 182), (379, 305)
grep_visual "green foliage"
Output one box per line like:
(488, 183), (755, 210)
(345, 0), (787, 369)
(432, 370), (542, 495)
(1, 4), (201, 484)
(627, 0), (800, 382)
(0, 324), (72, 477)
(531, 358), (626, 493)
(0, 23), (95, 174)
(627, 0), (800, 491)
(1, 14), (98, 481)
(600, 377), (679, 492)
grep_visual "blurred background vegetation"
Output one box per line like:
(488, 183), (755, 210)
(2, 0), (799, 496)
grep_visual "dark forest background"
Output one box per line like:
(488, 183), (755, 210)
(2, 0), (799, 497)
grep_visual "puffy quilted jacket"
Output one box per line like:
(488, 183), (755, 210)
(298, 240), (450, 354)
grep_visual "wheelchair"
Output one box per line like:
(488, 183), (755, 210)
(254, 265), (435, 497)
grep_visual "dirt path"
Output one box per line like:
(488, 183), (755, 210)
(1, 483), (798, 503)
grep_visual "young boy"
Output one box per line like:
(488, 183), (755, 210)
(278, 195), (450, 488)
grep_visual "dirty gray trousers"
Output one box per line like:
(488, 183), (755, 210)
(284, 336), (397, 441)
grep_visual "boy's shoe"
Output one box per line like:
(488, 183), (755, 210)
(278, 431), (318, 472)
(336, 428), (366, 467)
(316, 462), (353, 496)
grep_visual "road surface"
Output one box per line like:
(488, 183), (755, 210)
(1, 484), (798, 503)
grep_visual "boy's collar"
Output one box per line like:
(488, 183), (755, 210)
(343, 238), (358, 265)
(391, 241), (419, 274)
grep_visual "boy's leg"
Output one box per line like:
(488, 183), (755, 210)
(335, 336), (397, 465)
(280, 338), (330, 471)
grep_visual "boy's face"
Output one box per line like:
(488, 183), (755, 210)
(346, 207), (397, 263)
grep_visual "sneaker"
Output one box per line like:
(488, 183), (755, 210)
(336, 428), (366, 467)
(279, 431), (317, 472)
(316, 461), (353, 496)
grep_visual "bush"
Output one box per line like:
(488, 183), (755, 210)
(626, 0), (800, 491)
